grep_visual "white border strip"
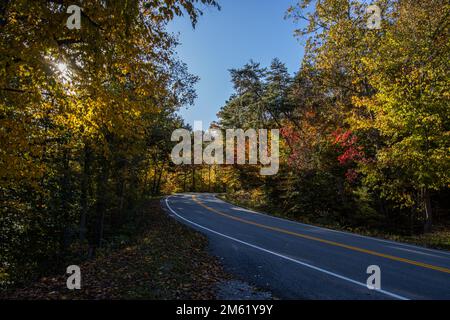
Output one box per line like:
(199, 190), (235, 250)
(212, 196), (450, 257)
(165, 196), (409, 300)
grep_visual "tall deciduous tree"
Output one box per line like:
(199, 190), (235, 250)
(351, 0), (450, 232)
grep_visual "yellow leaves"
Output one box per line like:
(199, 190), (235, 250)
(0, 0), (205, 187)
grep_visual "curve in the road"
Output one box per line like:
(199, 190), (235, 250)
(191, 195), (450, 275)
(165, 195), (408, 300)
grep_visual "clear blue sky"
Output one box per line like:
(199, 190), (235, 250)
(167, 0), (306, 128)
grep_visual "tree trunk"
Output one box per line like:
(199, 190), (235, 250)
(151, 165), (158, 196)
(422, 188), (432, 233)
(192, 166), (196, 192)
(116, 169), (125, 228)
(183, 167), (187, 192)
(80, 145), (91, 242)
(155, 166), (163, 194)
(94, 159), (109, 249)
(208, 165), (212, 192)
(59, 147), (71, 257)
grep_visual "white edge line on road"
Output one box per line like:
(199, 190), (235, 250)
(212, 195), (450, 258)
(164, 196), (409, 301)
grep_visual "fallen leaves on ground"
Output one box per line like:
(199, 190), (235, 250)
(4, 199), (230, 300)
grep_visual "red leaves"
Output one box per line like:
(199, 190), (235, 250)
(345, 169), (359, 183)
(331, 129), (366, 182)
(280, 125), (303, 168)
(281, 126), (366, 183)
(280, 126), (301, 145)
(332, 129), (365, 164)
(332, 129), (356, 147)
(337, 146), (364, 165)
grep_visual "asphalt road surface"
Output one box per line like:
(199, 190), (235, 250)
(163, 193), (450, 300)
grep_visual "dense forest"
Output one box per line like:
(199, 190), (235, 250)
(215, 0), (449, 238)
(0, 0), (219, 290)
(1, 0), (449, 294)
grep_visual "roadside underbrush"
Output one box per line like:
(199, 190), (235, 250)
(2, 198), (229, 299)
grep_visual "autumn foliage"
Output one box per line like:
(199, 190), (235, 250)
(0, 0), (219, 291)
(218, 0), (449, 237)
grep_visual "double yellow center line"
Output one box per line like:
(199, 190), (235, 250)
(192, 195), (450, 275)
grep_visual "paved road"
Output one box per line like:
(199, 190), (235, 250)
(163, 193), (450, 300)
